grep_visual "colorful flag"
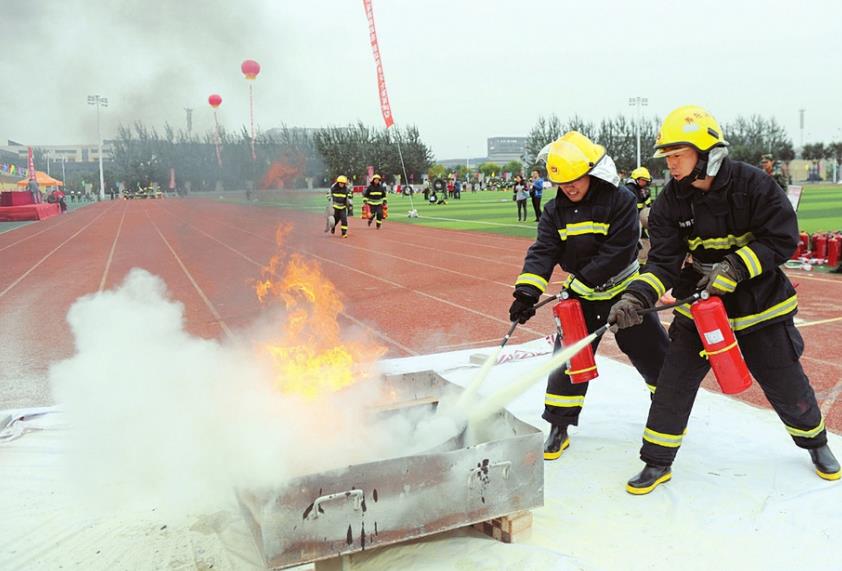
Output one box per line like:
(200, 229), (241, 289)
(362, 0), (394, 128)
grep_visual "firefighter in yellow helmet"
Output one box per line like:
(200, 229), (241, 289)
(509, 131), (668, 460)
(609, 105), (838, 494)
(328, 175), (352, 237)
(623, 166), (654, 261)
(363, 174), (386, 229)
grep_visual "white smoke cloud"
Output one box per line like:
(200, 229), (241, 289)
(48, 268), (468, 517)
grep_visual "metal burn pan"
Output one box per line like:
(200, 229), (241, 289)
(235, 370), (544, 569)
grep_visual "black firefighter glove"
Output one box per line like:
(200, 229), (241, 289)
(696, 254), (748, 296)
(509, 292), (538, 324)
(607, 292), (648, 333)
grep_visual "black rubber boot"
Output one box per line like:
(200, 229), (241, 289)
(809, 445), (841, 481)
(543, 424), (570, 460)
(626, 464), (672, 495)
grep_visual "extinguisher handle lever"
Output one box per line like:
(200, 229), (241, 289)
(637, 290), (707, 316)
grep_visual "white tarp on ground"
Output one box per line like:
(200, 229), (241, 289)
(2, 339), (841, 571)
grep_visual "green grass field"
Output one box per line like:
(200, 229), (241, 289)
(235, 183), (842, 239)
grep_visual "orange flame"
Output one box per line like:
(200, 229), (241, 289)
(255, 225), (386, 398)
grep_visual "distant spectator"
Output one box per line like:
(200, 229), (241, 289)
(454, 179), (462, 200)
(530, 170), (544, 222)
(760, 154), (789, 190)
(513, 174), (529, 221)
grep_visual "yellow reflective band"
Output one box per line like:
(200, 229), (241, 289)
(731, 295), (798, 331)
(643, 427), (684, 448)
(699, 340), (738, 359)
(557, 221), (610, 241)
(333, 204), (347, 209)
(735, 245), (762, 278)
(786, 418), (826, 439)
(674, 295), (798, 332)
(515, 273), (548, 293)
(565, 365), (598, 376)
(637, 203), (645, 209)
(636, 272), (666, 298)
(566, 271), (639, 301)
(545, 393), (585, 408)
(688, 232), (754, 251)
(333, 193), (348, 198)
(646, 383), (656, 394)
(712, 275), (737, 293)
(675, 303), (692, 319)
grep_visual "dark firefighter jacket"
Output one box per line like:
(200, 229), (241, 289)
(625, 158), (799, 335)
(514, 178), (640, 301)
(624, 180), (653, 210)
(363, 183), (386, 205)
(329, 183), (352, 210)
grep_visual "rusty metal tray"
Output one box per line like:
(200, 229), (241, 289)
(236, 370), (544, 569)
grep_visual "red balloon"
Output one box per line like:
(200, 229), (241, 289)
(241, 59), (261, 80)
(208, 94), (222, 109)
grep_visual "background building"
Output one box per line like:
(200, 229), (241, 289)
(487, 136), (527, 166)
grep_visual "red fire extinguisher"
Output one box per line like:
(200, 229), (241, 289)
(790, 242), (803, 260)
(361, 202), (371, 220)
(799, 231), (810, 254)
(552, 297), (598, 384)
(382, 200), (389, 219)
(813, 232), (828, 259)
(828, 234), (841, 267)
(690, 296), (752, 394)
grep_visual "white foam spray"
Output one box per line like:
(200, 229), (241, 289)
(49, 269), (451, 516)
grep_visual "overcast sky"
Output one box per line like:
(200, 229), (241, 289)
(2, 0), (840, 160)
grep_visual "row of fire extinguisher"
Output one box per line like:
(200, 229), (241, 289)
(793, 231), (842, 267)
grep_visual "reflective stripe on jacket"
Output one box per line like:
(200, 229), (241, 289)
(514, 178), (640, 301)
(626, 158), (799, 334)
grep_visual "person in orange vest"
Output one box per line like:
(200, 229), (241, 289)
(363, 174), (386, 229)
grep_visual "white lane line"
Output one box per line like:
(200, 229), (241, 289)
(784, 271), (842, 285)
(819, 380), (842, 417)
(370, 235), (523, 268)
(413, 214), (532, 230)
(146, 211), (234, 341)
(331, 240), (515, 289)
(0, 209), (82, 252)
(229, 200), (530, 254)
(158, 203), (546, 338)
(795, 315), (842, 328)
(98, 205), (127, 292)
(153, 207), (417, 355)
(0, 206), (113, 300)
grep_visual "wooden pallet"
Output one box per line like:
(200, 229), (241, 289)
(472, 510), (533, 543)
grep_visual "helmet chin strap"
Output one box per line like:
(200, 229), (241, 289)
(689, 152), (710, 182)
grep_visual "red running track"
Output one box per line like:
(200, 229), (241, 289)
(2, 199), (842, 434)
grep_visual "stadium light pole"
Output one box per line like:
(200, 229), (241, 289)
(629, 97), (648, 168)
(88, 94), (108, 200)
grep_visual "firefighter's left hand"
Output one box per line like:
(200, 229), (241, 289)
(696, 254), (748, 296)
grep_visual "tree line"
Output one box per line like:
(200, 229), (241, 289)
(520, 113), (798, 177)
(105, 122), (433, 192)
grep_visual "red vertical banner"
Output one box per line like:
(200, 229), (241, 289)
(27, 147), (36, 180)
(362, 0), (395, 128)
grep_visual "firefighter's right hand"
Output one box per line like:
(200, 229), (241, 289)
(509, 293), (538, 324)
(608, 293), (646, 332)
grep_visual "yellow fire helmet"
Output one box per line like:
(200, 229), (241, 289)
(335, 175), (349, 184)
(630, 166), (652, 181)
(653, 105), (728, 158)
(372, 174), (382, 181)
(545, 131), (606, 184)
